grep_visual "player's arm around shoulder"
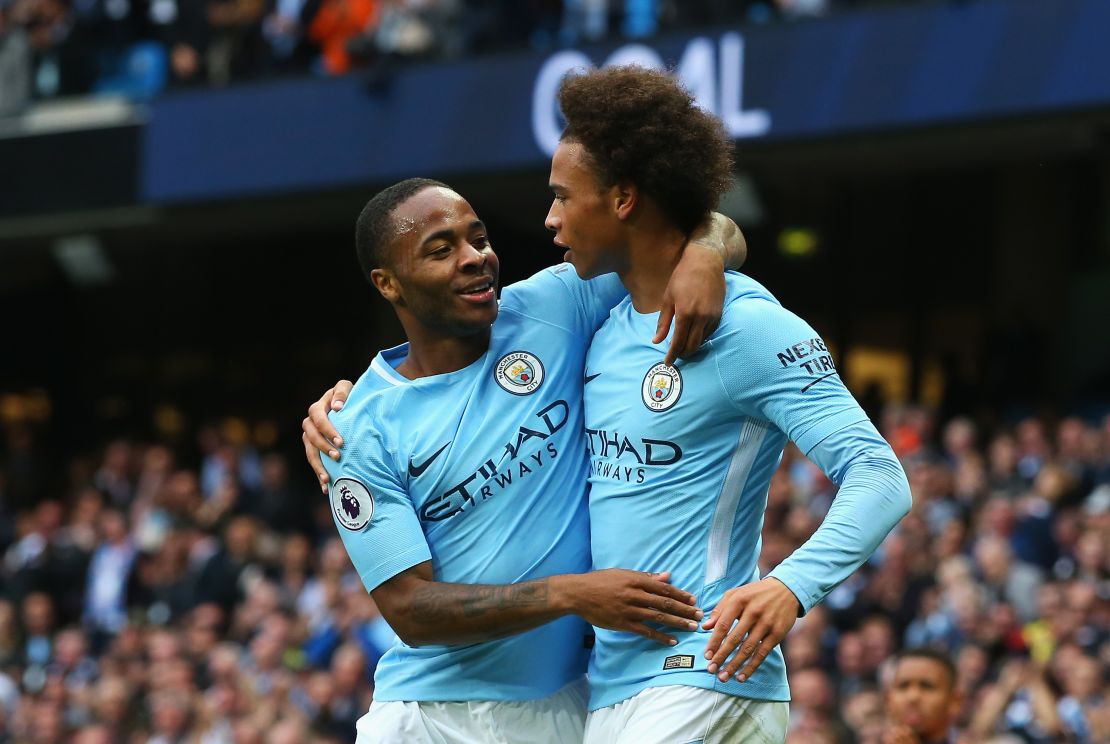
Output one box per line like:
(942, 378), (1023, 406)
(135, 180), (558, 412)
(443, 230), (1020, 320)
(653, 212), (747, 366)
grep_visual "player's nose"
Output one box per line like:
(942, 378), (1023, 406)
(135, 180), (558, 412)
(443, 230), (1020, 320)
(458, 240), (488, 269)
(545, 203), (560, 231)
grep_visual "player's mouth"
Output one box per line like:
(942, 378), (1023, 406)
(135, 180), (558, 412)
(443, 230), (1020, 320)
(554, 237), (571, 263)
(457, 278), (496, 303)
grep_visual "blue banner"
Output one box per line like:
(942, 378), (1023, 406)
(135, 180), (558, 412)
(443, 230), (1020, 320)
(143, 0), (1110, 203)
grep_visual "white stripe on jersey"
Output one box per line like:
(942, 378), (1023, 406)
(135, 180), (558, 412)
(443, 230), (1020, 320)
(704, 418), (769, 585)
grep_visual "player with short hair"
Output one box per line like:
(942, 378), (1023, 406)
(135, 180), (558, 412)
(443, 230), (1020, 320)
(304, 177), (747, 742)
(884, 648), (962, 744)
(545, 65), (912, 743)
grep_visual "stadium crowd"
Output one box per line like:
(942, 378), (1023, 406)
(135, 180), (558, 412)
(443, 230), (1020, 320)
(0, 401), (1106, 743)
(0, 0), (959, 114)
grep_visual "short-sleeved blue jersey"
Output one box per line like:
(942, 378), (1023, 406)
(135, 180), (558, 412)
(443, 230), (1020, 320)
(583, 272), (902, 710)
(322, 265), (625, 703)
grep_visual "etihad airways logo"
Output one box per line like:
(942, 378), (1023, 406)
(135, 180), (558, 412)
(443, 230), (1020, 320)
(585, 428), (683, 484)
(419, 399), (569, 522)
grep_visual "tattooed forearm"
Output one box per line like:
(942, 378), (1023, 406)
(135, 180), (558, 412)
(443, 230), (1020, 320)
(410, 579), (551, 625)
(690, 212), (746, 270)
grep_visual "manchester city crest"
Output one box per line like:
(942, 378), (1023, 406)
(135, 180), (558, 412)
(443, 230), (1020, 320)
(641, 362), (683, 412)
(331, 478), (374, 531)
(494, 351), (545, 395)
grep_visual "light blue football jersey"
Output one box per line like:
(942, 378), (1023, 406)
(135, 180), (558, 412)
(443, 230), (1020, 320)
(322, 265), (626, 703)
(584, 271), (910, 710)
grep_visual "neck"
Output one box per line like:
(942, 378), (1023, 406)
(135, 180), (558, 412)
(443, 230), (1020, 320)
(395, 320), (490, 379)
(618, 218), (687, 314)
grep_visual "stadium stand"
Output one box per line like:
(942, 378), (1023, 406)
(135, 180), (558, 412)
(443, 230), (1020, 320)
(0, 0), (938, 111)
(0, 409), (1107, 741)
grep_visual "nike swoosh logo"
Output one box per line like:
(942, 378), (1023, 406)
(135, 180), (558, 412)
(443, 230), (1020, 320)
(408, 441), (451, 477)
(800, 372), (838, 393)
(584, 373), (601, 384)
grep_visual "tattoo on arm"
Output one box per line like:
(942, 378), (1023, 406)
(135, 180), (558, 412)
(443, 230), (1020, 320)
(691, 212), (745, 270)
(409, 579), (551, 625)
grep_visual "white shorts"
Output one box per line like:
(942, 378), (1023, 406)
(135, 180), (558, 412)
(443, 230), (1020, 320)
(583, 685), (789, 744)
(354, 677), (588, 744)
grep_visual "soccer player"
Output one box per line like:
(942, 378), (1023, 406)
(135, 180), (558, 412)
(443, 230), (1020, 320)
(883, 648), (962, 744)
(303, 178), (747, 742)
(545, 66), (912, 742)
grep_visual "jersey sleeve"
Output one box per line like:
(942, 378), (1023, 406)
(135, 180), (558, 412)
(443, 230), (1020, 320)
(712, 298), (869, 455)
(500, 264), (626, 337)
(766, 421), (911, 613)
(321, 422), (431, 593)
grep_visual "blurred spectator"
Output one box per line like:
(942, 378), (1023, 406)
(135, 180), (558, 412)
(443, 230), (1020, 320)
(882, 648), (961, 744)
(0, 600), (19, 670)
(147, 689), (193, 743)
(374, 0), (452, 59)
(307, 0), (376, 75)
(323, 643), (370, 736)
(205, 0), (266, 84)
(968, 658), (1065, 742)
(972, 534), (1044, 622)
(0, 0), (31, 114)
(560, 0), (606, 44)
(787, 666), (851, 743)
(20, 590), (56, 670)
(261, 0), (316, 71)
(189, 515), (260, 613)
(16, 0), (99, 98)
(92, 440), (132, 509)
(159, 0), (210, 85)
(243, 453), (311, 534)
(82, 508), (135, 652)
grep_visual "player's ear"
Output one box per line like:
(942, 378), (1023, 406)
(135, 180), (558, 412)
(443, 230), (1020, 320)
(371, 268), (402, 304)
(614, 182), (638, 221)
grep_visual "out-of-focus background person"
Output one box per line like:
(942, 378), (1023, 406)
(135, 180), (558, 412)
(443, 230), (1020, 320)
(882, 648), (961, 744)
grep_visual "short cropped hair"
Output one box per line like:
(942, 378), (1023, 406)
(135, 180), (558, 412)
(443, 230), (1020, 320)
(895, 647), (957, 689)
(557, 66), (733, 235)
(355, 178), (451, 282)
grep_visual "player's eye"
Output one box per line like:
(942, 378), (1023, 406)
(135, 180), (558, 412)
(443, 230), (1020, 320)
(429, 245), (451, 258)
(473, 235), (490, 249)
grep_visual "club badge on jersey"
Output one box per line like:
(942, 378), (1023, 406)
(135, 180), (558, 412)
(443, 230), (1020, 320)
(332, 478), (374, 531)
(494, 351), (545, 395)
(641, 363), (683, 412)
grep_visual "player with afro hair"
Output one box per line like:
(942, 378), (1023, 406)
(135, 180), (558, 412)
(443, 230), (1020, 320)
(557, 65), (734, 237)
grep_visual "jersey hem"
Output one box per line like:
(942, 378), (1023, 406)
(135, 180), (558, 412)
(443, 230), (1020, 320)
(764, 569), (821, 615)
(359, 544), (432, 593)
(372, 674), (581, 704)
(587, 673), (791, 711)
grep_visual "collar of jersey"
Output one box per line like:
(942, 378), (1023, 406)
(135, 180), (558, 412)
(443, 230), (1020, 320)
(370, 342), (490, 387)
